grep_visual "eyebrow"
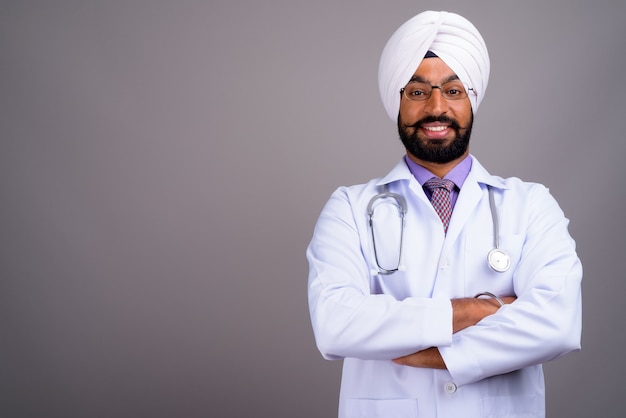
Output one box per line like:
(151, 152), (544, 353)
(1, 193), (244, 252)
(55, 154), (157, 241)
(408, 74), (460, 84)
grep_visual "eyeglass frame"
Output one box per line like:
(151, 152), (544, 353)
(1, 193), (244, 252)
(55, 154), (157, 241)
(399, 79), (476, 102)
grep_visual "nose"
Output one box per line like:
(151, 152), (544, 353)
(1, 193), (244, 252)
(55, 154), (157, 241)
(423, 87), (448, 116)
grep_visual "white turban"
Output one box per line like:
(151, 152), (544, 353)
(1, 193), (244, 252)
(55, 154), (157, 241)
(378, 10), (490, 120)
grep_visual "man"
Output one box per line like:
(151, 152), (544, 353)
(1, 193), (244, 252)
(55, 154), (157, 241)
(307, 10), (582, 418)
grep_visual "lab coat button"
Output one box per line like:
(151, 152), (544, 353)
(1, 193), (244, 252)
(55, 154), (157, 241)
(444, 382), (457, 394)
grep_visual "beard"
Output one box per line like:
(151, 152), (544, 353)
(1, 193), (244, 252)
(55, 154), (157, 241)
(398, 113), (473, 163)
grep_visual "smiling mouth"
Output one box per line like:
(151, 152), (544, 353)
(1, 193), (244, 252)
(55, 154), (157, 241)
(419, 123), (454, 139)
(423, 125), (449, 132)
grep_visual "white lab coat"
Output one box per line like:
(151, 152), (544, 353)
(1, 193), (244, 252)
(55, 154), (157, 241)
(307, 156), (582, 418)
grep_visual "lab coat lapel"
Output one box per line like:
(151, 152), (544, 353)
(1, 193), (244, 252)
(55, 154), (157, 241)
(443, 156), (495, 253)
(444, 180), (483, 251)
(443, 156), (507, 252)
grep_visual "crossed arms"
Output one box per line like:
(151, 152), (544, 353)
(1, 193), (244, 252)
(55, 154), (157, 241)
(392, 296), (516, 368)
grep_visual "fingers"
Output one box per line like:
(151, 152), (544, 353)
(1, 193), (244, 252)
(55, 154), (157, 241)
(501, 296), (516, 304)
(391, 347), (446, 369)
(392, 357), (407, 365)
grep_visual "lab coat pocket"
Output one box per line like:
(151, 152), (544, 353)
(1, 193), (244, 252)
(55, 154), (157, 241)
(481, 394), (542, 417)
(345, 398), (418, 417)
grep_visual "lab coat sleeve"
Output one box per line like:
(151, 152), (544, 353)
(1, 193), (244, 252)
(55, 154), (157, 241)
(307, 187), (453, 361)
(439, 184), (582, 386)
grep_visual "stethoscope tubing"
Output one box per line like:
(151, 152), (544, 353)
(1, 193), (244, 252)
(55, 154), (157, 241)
(368, 183), (510, 275)
(367, 187), (407, 275)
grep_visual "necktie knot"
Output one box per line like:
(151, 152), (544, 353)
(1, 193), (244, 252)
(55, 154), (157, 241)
(424, 177), (455, 193)
(424, 177), (455, 233)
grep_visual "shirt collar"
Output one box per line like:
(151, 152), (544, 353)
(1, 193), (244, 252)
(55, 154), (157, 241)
(404, 154), (472, 189)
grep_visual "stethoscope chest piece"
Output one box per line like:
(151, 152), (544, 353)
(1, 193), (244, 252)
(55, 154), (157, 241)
(487, 248), (511, 272)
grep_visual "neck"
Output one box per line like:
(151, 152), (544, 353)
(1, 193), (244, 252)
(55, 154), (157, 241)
(406, 151), (469, 178)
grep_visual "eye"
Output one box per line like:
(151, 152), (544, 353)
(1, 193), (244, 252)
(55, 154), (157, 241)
(443, 82), (466, 97)
(405, 83), (430, 97)
(444, 87), (462, 96)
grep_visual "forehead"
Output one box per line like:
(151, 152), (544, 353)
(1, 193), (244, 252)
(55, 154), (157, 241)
(410, 57), (459, 83)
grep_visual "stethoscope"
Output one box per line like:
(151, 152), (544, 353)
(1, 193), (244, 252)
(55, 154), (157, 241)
(367, 184), (511, 275)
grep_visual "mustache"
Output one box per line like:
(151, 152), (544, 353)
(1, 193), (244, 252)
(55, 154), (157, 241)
(403, 115), (465, 130)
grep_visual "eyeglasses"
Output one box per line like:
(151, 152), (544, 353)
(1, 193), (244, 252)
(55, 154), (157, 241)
(400, 80), (474, 101)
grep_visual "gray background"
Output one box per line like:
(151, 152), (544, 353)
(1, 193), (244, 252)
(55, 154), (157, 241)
(1, 0), (624, 417)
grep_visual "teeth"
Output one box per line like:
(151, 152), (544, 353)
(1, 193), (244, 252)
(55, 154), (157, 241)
(424, 125), (448, 132)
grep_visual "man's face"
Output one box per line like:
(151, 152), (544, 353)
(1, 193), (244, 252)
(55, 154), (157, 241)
(398, 57), (473, 164)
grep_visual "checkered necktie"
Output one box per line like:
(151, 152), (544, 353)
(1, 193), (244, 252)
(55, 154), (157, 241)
(424, 177), (455, 233)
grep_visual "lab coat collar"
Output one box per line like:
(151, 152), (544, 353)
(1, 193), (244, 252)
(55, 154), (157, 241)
(465, 156), (509, 190)
(375, 158), (413, 187)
